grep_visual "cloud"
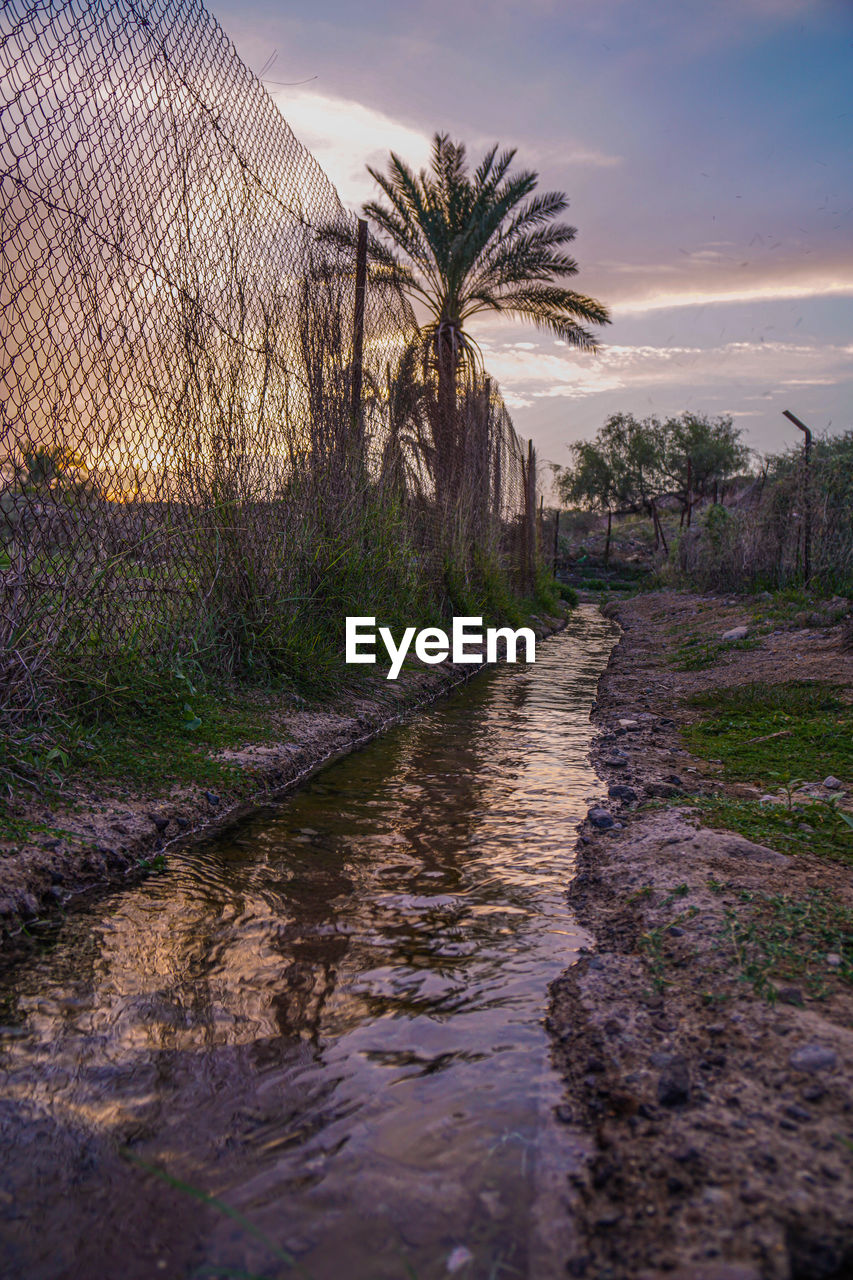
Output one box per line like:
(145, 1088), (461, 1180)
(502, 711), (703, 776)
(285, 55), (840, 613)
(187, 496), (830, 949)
(268, 88), (433, 210)
(612, 275), (853, 315)
(476, 332), (852, 409)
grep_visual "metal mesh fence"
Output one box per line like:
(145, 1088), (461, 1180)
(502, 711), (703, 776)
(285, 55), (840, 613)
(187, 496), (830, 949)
(0, 0), (534, 721)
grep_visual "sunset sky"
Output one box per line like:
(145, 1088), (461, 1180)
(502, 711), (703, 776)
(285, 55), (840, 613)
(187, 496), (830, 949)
(214, 0), (852, 471)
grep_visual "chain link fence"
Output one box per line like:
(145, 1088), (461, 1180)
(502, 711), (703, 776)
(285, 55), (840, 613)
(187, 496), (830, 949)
(1, 0), (537, 727)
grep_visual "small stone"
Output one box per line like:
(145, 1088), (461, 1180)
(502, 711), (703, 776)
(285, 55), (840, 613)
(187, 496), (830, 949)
(721, 626), (749, 641)
(662, 774), (683, 786)
(777, 986), (804, 1006)
(784, 1104), (812, 1123)
(587, 807), (615, 829)
(826, 952), (842, 968)
(667, 925), (684, 938)
(149, 814), (169, 833)
(447, 1245), (473, 1273)
(656, 1054), (690, 1107)
(618, 719), (640, 730)
(823, 776), (842, 790)
(602, 754), (629, 769)
(646, 782), (680, 799)
(608, 784), (638, 802)
(788, 1043), (837, 1073)
(204, 791), (220, 807)
(555, 1104), (574, 1123)
(802, 1084), (825, 1103)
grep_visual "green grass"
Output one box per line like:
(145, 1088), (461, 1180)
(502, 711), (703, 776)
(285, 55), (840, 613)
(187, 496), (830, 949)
(0, 656), (292, 810)
(671, 633), (762, 670)
(719, 887), (852, 1000)
(686, 794), (853, 865)
(0, 814), (74, 856)
(746, 585), (851, 626)
(683, 680), (853, 785)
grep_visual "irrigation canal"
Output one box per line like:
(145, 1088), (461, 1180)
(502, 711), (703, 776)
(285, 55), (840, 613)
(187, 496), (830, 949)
(0, 605), (618, 1280)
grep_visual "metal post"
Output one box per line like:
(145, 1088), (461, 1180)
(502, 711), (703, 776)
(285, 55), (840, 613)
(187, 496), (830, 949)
(525, 435), (532, 586)
(783, 409), (812, 583)
(351, 218), (368, 430)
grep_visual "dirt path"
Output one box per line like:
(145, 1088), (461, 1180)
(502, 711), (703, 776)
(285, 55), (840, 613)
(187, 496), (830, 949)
(551, 591), (853, 1280)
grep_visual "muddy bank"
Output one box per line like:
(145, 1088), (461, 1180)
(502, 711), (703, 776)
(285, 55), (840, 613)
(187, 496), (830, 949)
(552, 592), (853, 1280)
(0, 613), (567, 938)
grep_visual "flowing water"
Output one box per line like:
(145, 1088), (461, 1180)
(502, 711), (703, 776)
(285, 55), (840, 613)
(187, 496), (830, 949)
(0, 607), (617, 1280)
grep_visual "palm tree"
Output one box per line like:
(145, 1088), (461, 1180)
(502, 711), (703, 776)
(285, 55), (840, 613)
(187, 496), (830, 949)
(363, 132), (609, 497)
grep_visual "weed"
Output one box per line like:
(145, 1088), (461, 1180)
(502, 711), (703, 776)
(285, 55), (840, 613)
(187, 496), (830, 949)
(684, 681), (852, 787)
(690, 795), (852, 865)
(671, 634), (761, 671)
(720, 888), (853, 1000)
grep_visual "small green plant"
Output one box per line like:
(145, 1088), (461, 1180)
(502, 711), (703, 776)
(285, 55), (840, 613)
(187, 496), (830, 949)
(720, 888), (852, 1000)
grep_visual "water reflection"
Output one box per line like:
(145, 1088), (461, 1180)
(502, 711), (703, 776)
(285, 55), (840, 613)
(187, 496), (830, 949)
(0, 607), (617, 1280)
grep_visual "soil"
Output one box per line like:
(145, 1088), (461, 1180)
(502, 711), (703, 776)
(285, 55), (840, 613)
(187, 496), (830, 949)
(0, 612), (567, 939)
(550, 591), (853, 1280)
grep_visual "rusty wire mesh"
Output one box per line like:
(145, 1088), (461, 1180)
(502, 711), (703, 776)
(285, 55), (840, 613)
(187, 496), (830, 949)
(0, 0), (534, 724)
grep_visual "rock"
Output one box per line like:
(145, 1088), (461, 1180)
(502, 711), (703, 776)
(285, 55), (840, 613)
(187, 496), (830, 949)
(602, 753), (629, 768)
(777, 986), (804, 1006)
(446, 1245), (474, 1273)
(588, 807), (615, 829)
(690, 829), (789, 866)
(788, 1043), (837, 1073)
(663, 774), (683, 786)
(555, 1104), (574, 1123)
(618, 718), (640, 730)
(826, 952), (842, 968)
(149, 814), (169, 833)
(721, 626), (749, 641)
(204, 791), (220, 807)
(608, 784), (638, 802)
(656, 1054), (690, 1107)
(646, 782), (681, 799)
(784, 1104), (812, 1122)
(823, 776), (842, 790)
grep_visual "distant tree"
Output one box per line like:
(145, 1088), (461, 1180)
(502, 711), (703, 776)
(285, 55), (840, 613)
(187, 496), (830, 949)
(555, 410), (750, 555)
(19, 445), (89, 495)
(659, 413), (750, 514)
(556, 414), (663, 564)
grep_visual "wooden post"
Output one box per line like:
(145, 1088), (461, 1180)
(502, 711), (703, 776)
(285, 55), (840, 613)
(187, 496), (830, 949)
(604, 508), (612, 569)
(686, 455), (693, 528)
(652, 499), (668, 555)
(552, 508), (560, 575)
(350, 218), (368, 431)
(783, 409), (812, 583)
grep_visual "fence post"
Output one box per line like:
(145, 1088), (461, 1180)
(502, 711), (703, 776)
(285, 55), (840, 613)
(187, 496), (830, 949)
(351, 218), (368, 432)
(526, 439), (537, 591)
(552, 508), (560, 575)
(783, 409), (812, 583)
